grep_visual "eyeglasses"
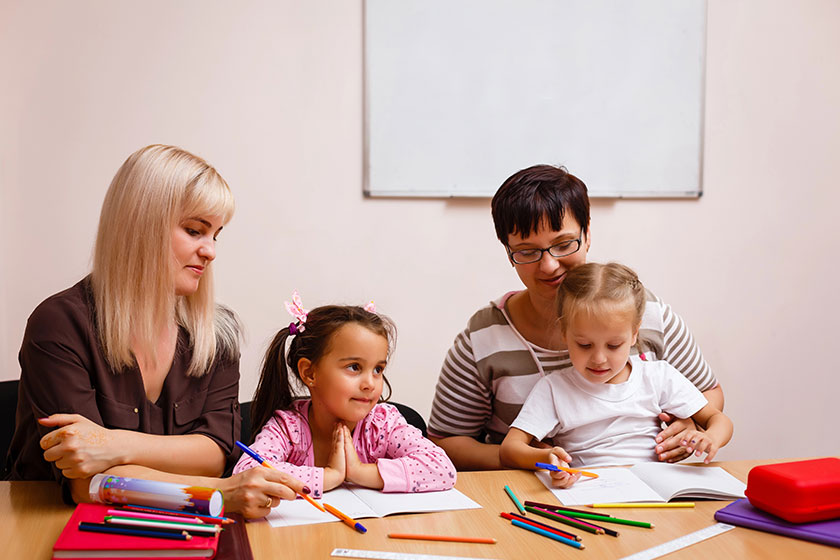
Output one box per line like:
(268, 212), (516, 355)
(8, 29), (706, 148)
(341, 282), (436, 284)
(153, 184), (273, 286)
(507, 232), (583, 264)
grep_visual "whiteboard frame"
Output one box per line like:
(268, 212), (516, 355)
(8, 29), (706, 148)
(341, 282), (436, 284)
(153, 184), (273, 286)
(363, 0), (707, 199)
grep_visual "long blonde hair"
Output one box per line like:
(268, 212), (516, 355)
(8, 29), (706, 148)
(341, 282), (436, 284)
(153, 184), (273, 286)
(92, 144), (238, 377)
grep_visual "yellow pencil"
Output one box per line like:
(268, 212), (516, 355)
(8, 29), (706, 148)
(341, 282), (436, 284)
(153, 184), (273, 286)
(588, 502), (695, 508)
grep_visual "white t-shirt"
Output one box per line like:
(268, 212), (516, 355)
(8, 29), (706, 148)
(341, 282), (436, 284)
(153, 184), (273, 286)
(511, 355), (708, 468)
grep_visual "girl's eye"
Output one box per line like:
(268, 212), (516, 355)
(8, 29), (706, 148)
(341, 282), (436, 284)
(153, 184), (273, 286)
(346, 363), (361, 372)
(373, 366), (385, 375)
(185, 228), (200, 236)
(577, 343), (591, 349)
(608, 344), (622, 350)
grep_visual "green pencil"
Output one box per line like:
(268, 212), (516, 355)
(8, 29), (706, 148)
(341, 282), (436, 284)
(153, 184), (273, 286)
(504, 485), (526, 515)
(553, 509), (654, 529)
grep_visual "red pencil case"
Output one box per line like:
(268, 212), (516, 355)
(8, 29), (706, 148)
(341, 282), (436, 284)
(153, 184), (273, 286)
(745, 457), (840, 523)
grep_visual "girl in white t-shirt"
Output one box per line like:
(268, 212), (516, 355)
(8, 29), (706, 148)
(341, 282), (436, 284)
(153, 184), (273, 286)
(500, 262), (733, 488)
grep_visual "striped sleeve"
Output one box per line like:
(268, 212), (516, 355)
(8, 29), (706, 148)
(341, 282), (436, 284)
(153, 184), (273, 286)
(427, 327), (493, 439)
(656, 295), (718, 392)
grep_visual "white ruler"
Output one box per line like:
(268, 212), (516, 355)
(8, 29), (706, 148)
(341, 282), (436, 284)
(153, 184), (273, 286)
(332, 549), (502, 560)
(619, 523), (736, 560)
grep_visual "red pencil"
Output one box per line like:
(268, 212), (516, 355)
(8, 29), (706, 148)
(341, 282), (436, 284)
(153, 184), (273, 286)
(500, 512), (581, 541)
(388, 533), (496, 544)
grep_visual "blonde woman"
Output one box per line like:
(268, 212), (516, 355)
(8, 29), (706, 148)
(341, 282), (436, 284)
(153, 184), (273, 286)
(6, 145), (305, 518)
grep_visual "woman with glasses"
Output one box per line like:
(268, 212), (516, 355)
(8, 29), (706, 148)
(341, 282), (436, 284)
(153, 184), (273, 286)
(427, 165), (724, 470)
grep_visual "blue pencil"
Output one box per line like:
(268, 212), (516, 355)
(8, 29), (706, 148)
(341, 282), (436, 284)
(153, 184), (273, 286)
(510, 519), (584, 549)
(504, 485), (527, 515)
(79, 521), (190, 540)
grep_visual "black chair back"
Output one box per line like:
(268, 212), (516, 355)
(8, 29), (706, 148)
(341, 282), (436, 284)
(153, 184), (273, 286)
(1, 379), (20, 474)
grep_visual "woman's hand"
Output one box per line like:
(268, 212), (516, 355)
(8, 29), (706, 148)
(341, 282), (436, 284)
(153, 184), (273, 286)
(655, 413), (696, 463)
(322, 423), (346, 491)
(39, 414), (123, 478)
(220, 467), (305, 519)
(546, 446), (580, 489)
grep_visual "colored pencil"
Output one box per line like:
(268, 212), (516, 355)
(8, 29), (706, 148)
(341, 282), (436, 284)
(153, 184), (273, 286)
(235, 440), (326, 512)
(79, 521), (190, 540)
(551, 510), (652, 529)
(504, 485), (526, 515)
(323, 503), (367, 533)
(525, 506), (603, 534)
(500, 512), (581, 541)
(388, 533), (496, 544)
(524, 501), (611, 517)
(119, 505), (233, 524)
(106, 509), (204, 524)
(104, 516), (220, 534)
(589, 502), (693, 508)
(510, 519), (584, 549)
(535, 462), (599, 478)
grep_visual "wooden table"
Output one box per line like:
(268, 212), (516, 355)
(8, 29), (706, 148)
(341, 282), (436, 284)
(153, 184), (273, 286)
(3, 459), (837, 559)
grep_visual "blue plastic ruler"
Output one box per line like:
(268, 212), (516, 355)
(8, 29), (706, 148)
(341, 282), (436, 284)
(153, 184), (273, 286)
(619, 523), (736, 560)
(332, 549), (501, 560)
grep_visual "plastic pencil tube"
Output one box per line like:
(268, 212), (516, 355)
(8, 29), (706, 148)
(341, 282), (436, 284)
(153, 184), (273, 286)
(500, 512), (580, 541)
(525, 506), (602, 534)
(552, 510), (652, 529)
(388, 533), (496, 544)
(323, 503), (367, 533)
(524, 501), (611, 517)
(504, 485), (526, 515)
(79, 521), (190, 540)
(106, 509), (204, 524)
(235, 440), (326, 512)
(535, 462), (599, 478)
(510, 519), (584, 549)
(588, 502), (693, 508)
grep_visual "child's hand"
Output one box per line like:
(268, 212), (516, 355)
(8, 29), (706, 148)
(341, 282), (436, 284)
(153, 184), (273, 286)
(341, 425), (363, 479)
(680, 430), (721, 464)
(323, 423), (346, 490)
(546, 446), (580, 489)
(341, 424), (385, 489)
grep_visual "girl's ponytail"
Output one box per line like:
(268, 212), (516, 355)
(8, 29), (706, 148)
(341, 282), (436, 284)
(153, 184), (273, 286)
(249, 328), (306, 443)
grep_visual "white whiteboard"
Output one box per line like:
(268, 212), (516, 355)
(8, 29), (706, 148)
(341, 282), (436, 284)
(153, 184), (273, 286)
(364, 0), (706, 198)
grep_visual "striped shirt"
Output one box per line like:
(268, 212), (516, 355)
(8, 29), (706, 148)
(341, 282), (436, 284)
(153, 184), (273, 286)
(427, 290), (717, 444)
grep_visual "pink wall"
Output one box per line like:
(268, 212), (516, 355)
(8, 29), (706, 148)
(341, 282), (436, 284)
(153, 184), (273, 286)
(2, 1), (838, 461)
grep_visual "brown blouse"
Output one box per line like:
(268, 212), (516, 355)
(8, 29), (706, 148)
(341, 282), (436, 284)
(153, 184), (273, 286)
(5, 277), (241, 488)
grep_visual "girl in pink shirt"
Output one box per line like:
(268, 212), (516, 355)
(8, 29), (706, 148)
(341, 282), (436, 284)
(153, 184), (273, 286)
(234, 293), (455, 498)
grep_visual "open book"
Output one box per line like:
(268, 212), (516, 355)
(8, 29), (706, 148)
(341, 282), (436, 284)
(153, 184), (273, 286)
(266, 486), (481, 528)
(536, 462), (746, 506)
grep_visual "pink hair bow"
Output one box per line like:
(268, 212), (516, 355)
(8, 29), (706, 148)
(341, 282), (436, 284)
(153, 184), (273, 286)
(285, 290), (309, 333)
(363, 300), (376, 313)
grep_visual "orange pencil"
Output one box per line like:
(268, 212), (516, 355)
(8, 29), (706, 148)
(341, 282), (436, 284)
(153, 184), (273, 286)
(323, 503), (367, 533)
(389, 533), (497, 544)
(535, 462), (599, 478)
(235, 441), (326, 512)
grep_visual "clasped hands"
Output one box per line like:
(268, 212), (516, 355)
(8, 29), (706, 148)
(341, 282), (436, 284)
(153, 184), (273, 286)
(322, 423), (384, 491)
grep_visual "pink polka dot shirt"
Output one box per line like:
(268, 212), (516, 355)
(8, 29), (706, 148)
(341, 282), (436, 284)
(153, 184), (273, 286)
(232, 400), (456, 498)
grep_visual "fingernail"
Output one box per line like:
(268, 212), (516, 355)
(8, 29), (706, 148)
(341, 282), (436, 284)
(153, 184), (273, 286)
(38, 417), (50, 421)
(302, 486), (311, 494)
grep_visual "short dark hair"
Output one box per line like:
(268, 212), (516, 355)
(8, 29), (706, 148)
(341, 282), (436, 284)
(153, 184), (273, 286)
(491, 164), (590, 246)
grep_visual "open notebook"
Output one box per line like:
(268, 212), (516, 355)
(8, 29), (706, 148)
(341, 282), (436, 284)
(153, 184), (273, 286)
(536, 462), (746, 506)
(266, 486), (481, 528)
